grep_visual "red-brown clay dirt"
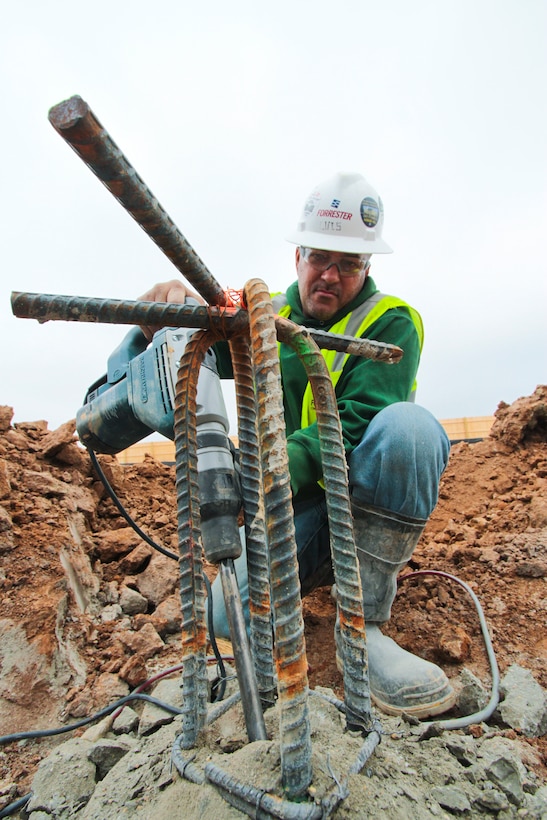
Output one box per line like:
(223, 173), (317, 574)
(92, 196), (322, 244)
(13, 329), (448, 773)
(0, 386), (546, 807)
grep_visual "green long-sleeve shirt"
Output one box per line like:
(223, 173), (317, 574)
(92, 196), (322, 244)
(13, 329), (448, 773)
(215, 275), (422, 499)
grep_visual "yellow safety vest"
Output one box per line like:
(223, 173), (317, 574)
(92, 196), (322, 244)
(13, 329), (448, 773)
(272, 292), (424, 428)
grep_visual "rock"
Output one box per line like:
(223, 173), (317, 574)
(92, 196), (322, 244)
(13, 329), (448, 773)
(0, 504), (13, 536)
(138, 677), (183, 735)
(118, 543), (153, 574)
(516, 559), (547, 577)
(154, 594), (182, 634)
(39, 420), (77, 458)
(0, 407), (13, 433)
(438, 626), (472, 662)
(118, 622), (165, 659)
(119, 585), (149, 615)
(17, 469), (70, 497)
(527, 495), (547, 528)
(15, 420), (49, 438)
(0, 459), (11, 499)
(490, 385), (547, 446)
(474, 785), (510, 812)
(498, 664), (547, 737)
(430, 785), (472, 813)
(118, 655), (149, 689)
(101, 604), (124, 622)
(93, 672), (130, 707)
(93, 527), (144, 562)
(26, 737), (96, 817)
(445, 736), (477, 767)
(132, 553), (178, 606)
(5, 428), (35, 450)
(527, 785), (547, 817)
(456, 667), (490, 716)
(478, 736), (526, 806)
(112, 705), (140, 734)
(93, 455), (127, 492)
(87, 737), (137, 780)
(81, 714), (115, 743)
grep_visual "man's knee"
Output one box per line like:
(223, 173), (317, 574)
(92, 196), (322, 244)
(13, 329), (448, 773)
(351, 402), (449, 469)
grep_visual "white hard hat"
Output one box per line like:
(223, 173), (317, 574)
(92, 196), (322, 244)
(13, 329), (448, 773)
(286, 172), (393, 254)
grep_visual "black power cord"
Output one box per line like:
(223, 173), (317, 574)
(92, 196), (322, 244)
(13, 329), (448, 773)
(88, 448), (179, 561)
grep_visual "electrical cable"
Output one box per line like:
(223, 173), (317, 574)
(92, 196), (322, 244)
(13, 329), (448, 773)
(0, 693), (184, 745)
(6, 446), (500, 815)
(398, 568), (501, 732)
(86, 447), (505, 734)
(0, 793), (32, 818)
(90, 444), (231, 704)
(88, 447), (179, 561)
(204, 574), (227, 702)
(109, 664), (184, 722)
(89, 445), (229, 703)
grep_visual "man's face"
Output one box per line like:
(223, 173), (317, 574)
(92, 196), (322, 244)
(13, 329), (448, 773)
(295, 247), (370, 321)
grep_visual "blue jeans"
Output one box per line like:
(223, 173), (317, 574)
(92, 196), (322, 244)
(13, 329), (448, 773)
(211, 402), (450, 639)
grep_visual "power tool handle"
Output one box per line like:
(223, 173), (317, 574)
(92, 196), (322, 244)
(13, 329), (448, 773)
(107, 326), (149, 384)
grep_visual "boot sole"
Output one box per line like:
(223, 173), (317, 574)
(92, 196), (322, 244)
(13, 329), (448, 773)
(370, 688), (457, 719)
(335, 653), (457, 719)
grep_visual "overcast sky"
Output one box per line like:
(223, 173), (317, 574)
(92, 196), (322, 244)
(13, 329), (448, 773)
(1, 0), (545, 439)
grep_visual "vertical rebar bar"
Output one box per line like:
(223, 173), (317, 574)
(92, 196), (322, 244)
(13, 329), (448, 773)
(275, 316), (374, 733)
(175, 327), (267, 745)
(173, 331), (210, 748)
(245, 279), (312, 799)
(229, 335), (277, 708)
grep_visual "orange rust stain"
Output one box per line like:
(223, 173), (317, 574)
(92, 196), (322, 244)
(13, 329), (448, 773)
(275, 655), (309, 698)
(249, 597), (271, 617)
(339, 611), (366, 635)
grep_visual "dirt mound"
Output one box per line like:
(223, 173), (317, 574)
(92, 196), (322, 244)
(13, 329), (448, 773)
(0, 388), (546, 816)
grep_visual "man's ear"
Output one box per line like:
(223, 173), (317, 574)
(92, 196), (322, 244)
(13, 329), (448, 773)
(295, 247), (301, 268)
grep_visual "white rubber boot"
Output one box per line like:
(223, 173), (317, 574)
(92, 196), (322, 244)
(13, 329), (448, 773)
(337, 500), (456, 718)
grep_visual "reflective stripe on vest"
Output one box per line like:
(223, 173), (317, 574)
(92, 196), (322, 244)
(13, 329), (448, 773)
(272, 291), (424, 428)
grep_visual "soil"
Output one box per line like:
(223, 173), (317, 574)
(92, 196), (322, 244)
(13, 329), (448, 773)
(0, 386), (546, 816)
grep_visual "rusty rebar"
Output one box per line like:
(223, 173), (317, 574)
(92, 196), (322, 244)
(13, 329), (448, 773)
(229, 335), (276, 708)
(174, 327), (267, 747)
(10, 292), (247, 334)
(276, 316), (374, 734)
(173, 330), (210, 748)
(48, 95), (227, 307)
(244, 279), (312, 799)
(10, 292), (402, 361)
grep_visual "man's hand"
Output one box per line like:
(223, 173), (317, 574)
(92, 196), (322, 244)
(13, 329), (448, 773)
(138, 279), (206, 341)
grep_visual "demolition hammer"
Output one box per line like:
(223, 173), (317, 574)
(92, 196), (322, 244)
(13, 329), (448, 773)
(77, 313), (267, 741)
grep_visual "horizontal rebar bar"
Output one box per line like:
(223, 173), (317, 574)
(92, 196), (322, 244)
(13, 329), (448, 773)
(11, 292), (402, 361)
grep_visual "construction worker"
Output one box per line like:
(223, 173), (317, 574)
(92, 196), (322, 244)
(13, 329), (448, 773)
(140, 172), (455, 718)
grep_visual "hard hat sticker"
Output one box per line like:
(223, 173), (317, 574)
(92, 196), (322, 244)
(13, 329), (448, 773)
(360, 197), (379, 228)
(304, 198), (316, 216)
